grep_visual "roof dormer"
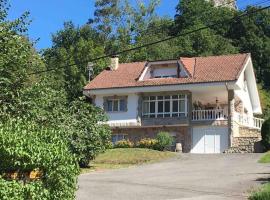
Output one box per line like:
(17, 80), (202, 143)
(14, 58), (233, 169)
(139, 60), (189, 81)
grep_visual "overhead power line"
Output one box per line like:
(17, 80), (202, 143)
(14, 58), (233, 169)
(43, 0), (239, 68)
(28, 3), (270, 76)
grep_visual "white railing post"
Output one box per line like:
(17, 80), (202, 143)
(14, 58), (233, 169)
(233, 112), (264, 130)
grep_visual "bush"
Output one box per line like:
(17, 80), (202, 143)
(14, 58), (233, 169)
(17, 83), (112, 168)
(261, 118), (270, 151)
(0, 119), (79, 200)
(155, 132), (174, 151)
(136, 138), (158, 149)
(61, 98), (111, 167)
(114, 140), (134, 148)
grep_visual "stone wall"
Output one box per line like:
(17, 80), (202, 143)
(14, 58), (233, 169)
(226, 126), (262, 153)
(112, 126), (191, 152)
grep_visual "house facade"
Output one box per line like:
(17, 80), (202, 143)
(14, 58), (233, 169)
(84, 53), (264, 153)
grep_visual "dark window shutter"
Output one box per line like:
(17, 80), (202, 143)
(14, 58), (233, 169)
(103, 97), (108, 111)
(124, 96), (128, 112)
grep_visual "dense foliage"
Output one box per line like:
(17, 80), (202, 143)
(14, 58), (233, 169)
(114, 140), (134, 148)
(261, 118), (270, 151)
(65, 98), (111, 167)
(0, 1), (111, 199)
(0, 120), (79, 200)
(155, 132), (174, 151)
(136, 138), (158, 150)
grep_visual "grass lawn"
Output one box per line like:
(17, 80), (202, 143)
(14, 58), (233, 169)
(81, 148), (177, 174)
(249, 152), (270, 200)
(259, 151), (270, 163)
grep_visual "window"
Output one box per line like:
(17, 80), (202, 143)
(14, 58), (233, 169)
(112, 134), (127, 144)
(106, 98), (126, 112)
(142, 94), (187, 118)
(154, 75), (177, 78)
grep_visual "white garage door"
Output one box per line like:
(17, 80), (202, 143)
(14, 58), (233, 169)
(191, 127), (228, 153)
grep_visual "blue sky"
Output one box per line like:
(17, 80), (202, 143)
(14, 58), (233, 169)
(7, 0), (265, 50)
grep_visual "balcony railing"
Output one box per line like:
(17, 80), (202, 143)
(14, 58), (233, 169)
(192, 109), (228, 121)
(234, 113), (264, 130)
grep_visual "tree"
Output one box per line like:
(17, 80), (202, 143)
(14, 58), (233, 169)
(63, 97), (111, 167)
(261, 118), (270, 151)
(229, 6), (270, 87)
(0, 2), (44, 119)
(173, 0), (238, 57)
(43, 22), (108, 101)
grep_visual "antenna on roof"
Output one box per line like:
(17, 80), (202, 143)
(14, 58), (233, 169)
(87, 62), (94, 81)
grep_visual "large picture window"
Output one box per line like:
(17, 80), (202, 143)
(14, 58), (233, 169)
(142, 94), (187, 118)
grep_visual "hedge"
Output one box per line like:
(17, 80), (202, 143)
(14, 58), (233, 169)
(0, 119), (79, 200)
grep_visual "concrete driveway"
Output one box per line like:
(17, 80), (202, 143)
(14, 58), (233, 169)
(77, 154), (270, 200)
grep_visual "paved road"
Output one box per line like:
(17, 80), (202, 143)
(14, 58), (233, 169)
(77, 154), (270, 200)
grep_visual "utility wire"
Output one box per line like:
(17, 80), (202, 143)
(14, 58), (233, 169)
(42, 0), (239, 69)
(28, 3), (270, 76)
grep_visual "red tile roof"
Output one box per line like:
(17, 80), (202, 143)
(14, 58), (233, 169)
(84, 53), (250, 90)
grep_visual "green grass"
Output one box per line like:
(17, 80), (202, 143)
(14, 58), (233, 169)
(81, 148), (176, 173)
(259, 152), (270, 163)
(249, 183), (270, 200)
(249, 152), (270, 199)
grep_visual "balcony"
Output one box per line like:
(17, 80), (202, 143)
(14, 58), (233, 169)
(234, 113), (264, 130)
(192, 109), (228, 121)
(192, 109), (264, 130)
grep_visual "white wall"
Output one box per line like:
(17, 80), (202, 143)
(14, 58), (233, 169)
(95, 93), (139, 123)
(235, 64), (255, 116)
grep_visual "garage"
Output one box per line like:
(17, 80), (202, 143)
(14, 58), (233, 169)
(191, 127), (228, 153)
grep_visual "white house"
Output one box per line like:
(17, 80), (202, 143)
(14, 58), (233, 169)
(84, 53), (264, 153)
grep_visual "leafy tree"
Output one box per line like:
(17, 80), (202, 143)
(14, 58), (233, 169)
(0, 3), (44, 119)
(43, 22), (108, 101)
(229, 6), (270, 87)
(261, 118), (270, 151)
(173, 0), (238, 56)
(18, 80), (111, 167)
(63, 97), (111, 167)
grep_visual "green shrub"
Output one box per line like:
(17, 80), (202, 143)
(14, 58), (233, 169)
(261, 118), (270, 151)
(60, 98), (111, 167)
(155, 132), (174, 151)
(114, 140), (134, 148)
(0, 119), (79, 200)
(136, 138), (158, 149)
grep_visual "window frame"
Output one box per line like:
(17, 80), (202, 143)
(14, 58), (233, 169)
(106, 97), (127, 113)
(142, 94), (188, 118)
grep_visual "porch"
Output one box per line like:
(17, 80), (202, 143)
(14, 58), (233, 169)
(191, 87), (264, 130)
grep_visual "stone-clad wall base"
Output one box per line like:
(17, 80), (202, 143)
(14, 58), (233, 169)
(225, 137), (261, 153)
(112, 126), (191, 152)
(226, 127), (262, 153)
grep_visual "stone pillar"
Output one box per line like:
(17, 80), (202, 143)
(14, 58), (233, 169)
(228, 90), (235, 147)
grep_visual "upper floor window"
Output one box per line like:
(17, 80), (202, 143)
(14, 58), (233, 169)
(142, 94), (187, 118)
(104, 96), (127, 112)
